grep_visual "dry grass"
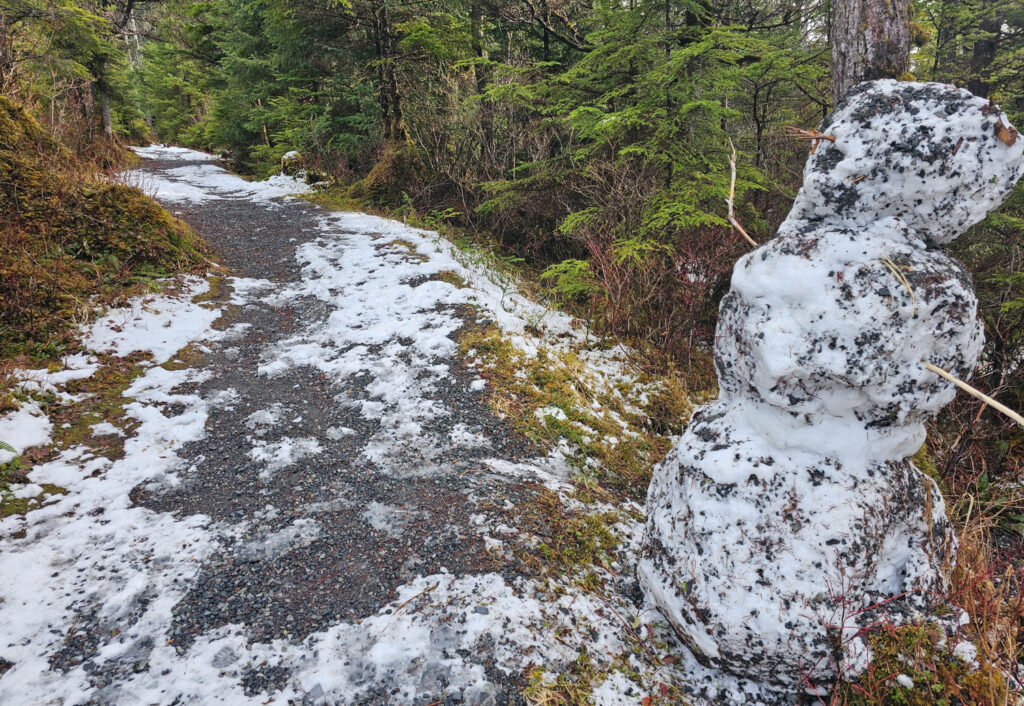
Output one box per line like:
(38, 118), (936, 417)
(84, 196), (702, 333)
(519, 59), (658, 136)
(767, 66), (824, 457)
(831, 437), (1024, 705)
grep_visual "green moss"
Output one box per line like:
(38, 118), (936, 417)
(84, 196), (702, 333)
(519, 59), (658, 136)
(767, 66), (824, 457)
(303, 186), (368, 213)
(378, 239), (429, 263)
(349, 141), (426, 206)
(0, 95), (209, 360)
(911, 443), (941, 482)
(0, 482), (68, 518)
(836, 624), (1009, 705)
(189, 274), (231, 305)
(523, 651), (599, 705)
(434, 270), (468, 288)
(458, 323), (676, 500)
(38, 353), (151, 466)
(911, 442), (950, 497)
(160, 343), (209, 372)
(644, 378), (694, 436)
(508, 486), (621, 592)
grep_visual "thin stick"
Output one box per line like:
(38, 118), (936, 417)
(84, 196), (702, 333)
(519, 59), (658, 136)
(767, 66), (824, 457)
(584, 588), (658, 661)
(878, 256), (917, 316)
(725, 140), (758, 248)
(923, 362), (1024, 429)
(785, 126), (836, 142)
(393, 582), (439, 614)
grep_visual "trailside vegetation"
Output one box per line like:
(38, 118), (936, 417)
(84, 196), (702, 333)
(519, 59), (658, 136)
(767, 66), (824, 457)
(0, 95), (206, 359)
(134, 0), (1024, 503)
(0, 0), (209, 359)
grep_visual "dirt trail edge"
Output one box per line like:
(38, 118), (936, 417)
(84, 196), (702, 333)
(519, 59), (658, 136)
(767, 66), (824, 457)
(0, 147), (775, 706)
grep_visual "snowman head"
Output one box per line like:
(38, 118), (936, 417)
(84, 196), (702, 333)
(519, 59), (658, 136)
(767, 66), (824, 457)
(786, 80), (1024, 245)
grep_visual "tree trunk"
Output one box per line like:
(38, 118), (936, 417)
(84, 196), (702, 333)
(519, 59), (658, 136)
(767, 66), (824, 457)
(374, 3), (405, 142)
(831, 0), (910, 106)
(470, 0), (493, 164)
(966, 18), (1000, 97)
(100, 88), (113, 139)
(372, 12), (392, 139)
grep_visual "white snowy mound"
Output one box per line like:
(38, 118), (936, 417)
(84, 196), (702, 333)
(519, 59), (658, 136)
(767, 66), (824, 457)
(639, 80), (1023, 696)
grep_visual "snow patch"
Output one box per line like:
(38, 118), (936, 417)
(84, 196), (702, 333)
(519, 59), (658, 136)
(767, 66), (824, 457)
(248, 437), (323, 477)
(237, 519), (321, 561)
(0, 402), (53, 465)
(84, 277), (222, 363)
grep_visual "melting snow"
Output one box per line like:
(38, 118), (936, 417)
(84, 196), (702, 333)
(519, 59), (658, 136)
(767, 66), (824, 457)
(248, 437), (323, 477)
(129, 146), (310, 204)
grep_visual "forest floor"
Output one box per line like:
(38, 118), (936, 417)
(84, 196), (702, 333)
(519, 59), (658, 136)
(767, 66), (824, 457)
(0, 147), (786, 705)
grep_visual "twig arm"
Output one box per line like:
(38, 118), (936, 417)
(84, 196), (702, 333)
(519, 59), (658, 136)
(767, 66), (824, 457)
(923, 362), (1024, 429)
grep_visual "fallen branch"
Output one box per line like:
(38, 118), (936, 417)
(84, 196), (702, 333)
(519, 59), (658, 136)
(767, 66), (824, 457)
(923, 362), (1024, 429)
(725, 140), (758, 248)
(393, 582), (439, 614)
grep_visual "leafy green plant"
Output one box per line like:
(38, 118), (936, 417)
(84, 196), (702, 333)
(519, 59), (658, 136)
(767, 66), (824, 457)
(541, 259), (597, 301)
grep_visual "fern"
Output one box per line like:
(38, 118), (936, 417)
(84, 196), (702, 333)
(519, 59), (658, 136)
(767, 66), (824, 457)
(0, 441), (16, 454)
(541, 259), (597, 300)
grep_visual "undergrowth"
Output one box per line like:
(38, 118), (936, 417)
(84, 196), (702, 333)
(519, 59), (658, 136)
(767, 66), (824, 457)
(458, 321), (694, 502)
(829, 441), (1024, 705)
(0, 95), (208, 360)
(0, 280), (220, 524)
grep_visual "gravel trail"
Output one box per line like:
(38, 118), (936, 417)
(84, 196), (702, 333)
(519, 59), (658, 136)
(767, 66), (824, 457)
(122, 153), (547, 698)
(1, 149), (573, 705)
(130, 160), (538, 656)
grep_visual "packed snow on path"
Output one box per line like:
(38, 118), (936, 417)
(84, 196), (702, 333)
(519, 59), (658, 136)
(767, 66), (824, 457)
(130, 145), (312, 204)
(0, 156), (777, 705)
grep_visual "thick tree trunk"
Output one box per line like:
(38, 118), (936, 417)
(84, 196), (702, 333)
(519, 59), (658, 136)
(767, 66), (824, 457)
(831, 0), (910, 106)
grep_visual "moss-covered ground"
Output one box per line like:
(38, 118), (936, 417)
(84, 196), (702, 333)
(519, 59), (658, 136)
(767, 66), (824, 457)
(0, 95), (209, 361)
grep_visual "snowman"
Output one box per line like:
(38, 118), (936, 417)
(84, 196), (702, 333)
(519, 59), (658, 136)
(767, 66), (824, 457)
(638, 80), (1023, 695)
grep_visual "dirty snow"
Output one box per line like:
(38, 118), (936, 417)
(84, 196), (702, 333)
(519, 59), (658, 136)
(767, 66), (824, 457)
(84, 277), (222, 362)
(129, 146), (310, 204)
(248, 436), (323, 477)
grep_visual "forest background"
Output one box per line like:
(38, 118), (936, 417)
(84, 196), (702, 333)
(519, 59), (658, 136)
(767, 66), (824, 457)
(5, 0), (1024, 550)
(111, 0), (1024, 520)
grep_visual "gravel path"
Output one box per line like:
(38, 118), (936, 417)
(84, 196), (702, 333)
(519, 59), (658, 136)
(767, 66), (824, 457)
(127, 155), (548, 700)
(0, 148), (805, 706)
(133, 162), (536, 646)
(5, 151), (570, 705)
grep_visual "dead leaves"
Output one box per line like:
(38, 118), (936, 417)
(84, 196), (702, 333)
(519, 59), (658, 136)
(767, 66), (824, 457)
(995, 117), (1018, 147)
